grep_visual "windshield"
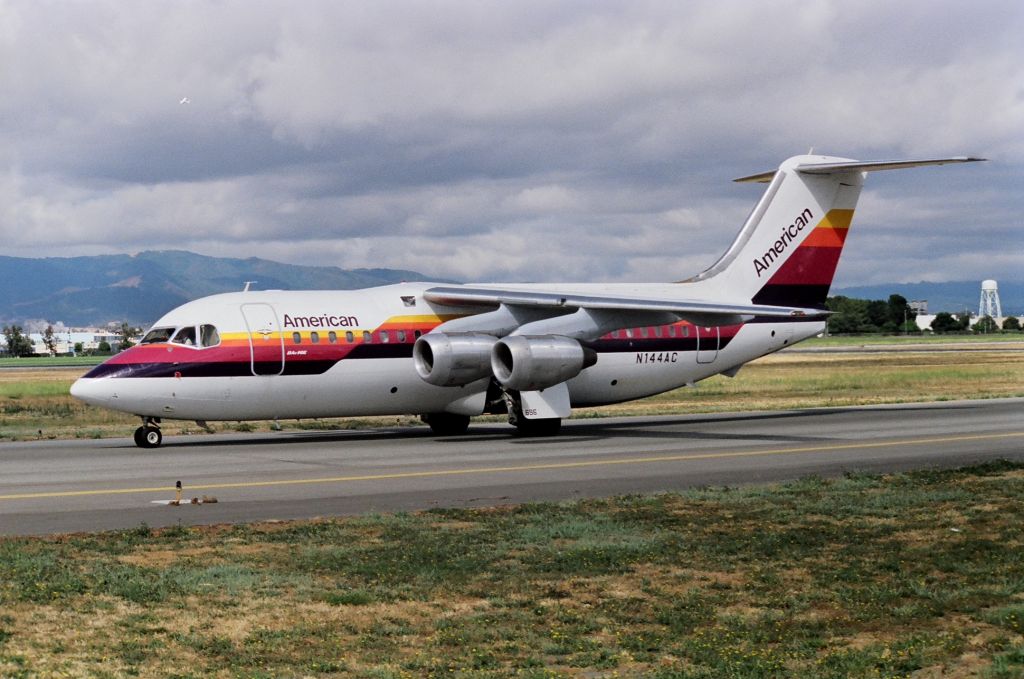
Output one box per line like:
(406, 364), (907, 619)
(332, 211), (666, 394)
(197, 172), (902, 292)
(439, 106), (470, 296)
(171, 326), (197, 346)
(141, 324), (220, 348)
(140, 327), (174, 344)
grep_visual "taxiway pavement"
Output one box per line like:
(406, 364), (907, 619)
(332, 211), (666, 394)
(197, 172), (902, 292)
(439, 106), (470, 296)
(2, 398), (1022, 536)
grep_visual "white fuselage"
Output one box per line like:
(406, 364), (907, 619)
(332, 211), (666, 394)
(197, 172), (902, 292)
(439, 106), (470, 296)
(71, 282), (823, 422)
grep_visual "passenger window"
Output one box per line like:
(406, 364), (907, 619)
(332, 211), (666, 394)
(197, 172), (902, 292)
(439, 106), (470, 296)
(171, 326), (197, 346)
(141, 327), (175, 344)
(310, 331), (320, 344)
(639, 327), (648, 338)
(397, 330), (406, 343)
(199, 324), (220, 347)
(328, 331), (337, 344)
(683, 326), (690, 337)
(292, 332), (302, 344)
(668, 325), (676, 338)
(654, 326), (663, 338)
(362, 331), (371, 343)
(414, 330), (422, 339)
(624, 328), (633, 338)
(380, 330), (390, 343)
(346, 331), (354, 343)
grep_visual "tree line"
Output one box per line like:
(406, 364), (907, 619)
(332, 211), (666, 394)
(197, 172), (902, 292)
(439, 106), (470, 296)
(826, 294), (1020, 335)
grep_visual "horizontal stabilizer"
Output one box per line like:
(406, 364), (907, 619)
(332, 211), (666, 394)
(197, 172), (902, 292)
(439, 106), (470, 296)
(734, 156), (986, 183)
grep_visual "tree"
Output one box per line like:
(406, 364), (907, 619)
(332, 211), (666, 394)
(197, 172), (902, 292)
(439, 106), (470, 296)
(955, 312), (972, 331)
(74, 342), (84, 355)
(116, 322), (140, 351)
(826, 296), (874, 334)
(972, 315), (998, 334)
(930, 312), (962, 333)
(97, 340), (112, 353)
(888, 294), (916, 333)
(2, 325), (35, 357)
(42, 325), (58, 356)
(1002, 316), (1021, 331)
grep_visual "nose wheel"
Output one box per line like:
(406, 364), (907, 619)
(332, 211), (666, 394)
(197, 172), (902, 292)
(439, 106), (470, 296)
(133, 418), (163, 448)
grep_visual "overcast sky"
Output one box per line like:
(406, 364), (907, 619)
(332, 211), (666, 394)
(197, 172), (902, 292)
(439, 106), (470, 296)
(1, 1), (1021, 287)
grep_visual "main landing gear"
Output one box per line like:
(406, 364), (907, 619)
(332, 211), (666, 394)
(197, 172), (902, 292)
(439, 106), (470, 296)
(421, 413), (471, 435)
(504, 390), (562, 437)
(133, 417), (162, 449)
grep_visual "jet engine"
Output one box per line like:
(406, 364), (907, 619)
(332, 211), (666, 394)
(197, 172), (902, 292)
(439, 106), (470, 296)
(491, 335), (597, 392)
(413, 332), (496, 387)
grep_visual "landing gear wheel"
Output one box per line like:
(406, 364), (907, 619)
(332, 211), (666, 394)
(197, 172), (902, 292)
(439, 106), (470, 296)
(422, 413), (471, 436)
(514, 417), (562, 437)
(134, 425), (163, 449)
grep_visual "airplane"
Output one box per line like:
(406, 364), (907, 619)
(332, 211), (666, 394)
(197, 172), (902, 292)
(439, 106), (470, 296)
(70, 153), (983, 448)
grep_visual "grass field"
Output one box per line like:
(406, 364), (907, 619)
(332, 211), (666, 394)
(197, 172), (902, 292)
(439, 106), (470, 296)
(2, 341), (1023, 676)
(0, 356), (103, 368)
(1, 461), (1023, 677)
(1, 341), (1023, 441)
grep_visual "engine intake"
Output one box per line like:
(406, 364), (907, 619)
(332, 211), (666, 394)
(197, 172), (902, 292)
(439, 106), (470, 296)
(491, 335), (597, 392)
(413, 333), (496, 387)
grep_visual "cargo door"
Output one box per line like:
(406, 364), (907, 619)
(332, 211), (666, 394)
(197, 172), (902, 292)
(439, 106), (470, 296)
(241, 303), (284, 376)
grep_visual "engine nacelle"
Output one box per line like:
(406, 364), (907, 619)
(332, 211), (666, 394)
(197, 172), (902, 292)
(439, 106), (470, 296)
(491, 335), (597, 392)
(413, 332), (496, 387)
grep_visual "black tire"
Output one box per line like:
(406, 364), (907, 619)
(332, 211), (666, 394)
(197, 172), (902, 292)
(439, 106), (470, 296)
(514, 417), (562, 437)
(134, 425), (162, 448)
(422, 413), (471, 436)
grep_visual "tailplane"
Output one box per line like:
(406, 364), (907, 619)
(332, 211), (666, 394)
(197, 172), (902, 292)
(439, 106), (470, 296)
(688, 155), (984, 309)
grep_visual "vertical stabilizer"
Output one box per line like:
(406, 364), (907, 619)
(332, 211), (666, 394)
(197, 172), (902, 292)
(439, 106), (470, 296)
(690, 154), (983, 309)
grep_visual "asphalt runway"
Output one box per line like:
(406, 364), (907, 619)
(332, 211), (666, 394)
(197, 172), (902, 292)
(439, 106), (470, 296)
(2, 398), (1022, 536)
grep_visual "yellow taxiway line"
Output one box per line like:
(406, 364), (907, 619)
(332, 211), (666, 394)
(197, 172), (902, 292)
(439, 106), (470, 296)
(1, 430), (1020, 502)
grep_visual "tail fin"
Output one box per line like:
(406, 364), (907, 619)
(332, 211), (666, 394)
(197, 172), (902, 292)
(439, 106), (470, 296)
(688, 155), (984, 309)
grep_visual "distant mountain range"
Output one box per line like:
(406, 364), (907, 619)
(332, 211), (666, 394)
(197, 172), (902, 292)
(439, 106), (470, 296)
(1, 250), (1019, 328)
(0, 251), (431, 328)
(833, 280), (1024, 316)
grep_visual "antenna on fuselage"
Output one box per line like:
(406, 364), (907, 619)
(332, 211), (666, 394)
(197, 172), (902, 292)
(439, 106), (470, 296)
(243, 281), (256, 292)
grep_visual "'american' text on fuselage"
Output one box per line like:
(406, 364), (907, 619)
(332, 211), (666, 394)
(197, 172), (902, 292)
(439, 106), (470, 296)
(282, 313), (360, 328)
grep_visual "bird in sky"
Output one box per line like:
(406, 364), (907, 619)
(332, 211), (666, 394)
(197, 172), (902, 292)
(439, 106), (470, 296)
(179, 97), (191, 105)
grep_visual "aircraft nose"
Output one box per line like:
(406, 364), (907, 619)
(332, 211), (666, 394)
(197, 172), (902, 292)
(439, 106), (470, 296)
(70, 377), (109, 407)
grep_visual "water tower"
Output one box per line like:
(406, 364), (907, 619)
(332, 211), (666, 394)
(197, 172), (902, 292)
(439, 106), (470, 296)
(979, 280), (1002, 319)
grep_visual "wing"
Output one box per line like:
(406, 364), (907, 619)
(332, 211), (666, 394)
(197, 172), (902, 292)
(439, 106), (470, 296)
(424, 285), (827, 325)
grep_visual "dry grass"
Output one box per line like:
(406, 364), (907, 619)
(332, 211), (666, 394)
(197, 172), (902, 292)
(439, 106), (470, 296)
(591, 348), (1024, 417)
(2, 462), (1023, 676)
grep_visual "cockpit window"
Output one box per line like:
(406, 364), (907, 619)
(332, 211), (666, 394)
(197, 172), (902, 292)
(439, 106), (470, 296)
(171, 326), (197, 346)
(141, 327), (175, 344)
(200, 324), (220, 347)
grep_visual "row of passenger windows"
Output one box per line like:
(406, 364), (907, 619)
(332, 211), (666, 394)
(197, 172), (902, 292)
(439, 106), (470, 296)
(607, 325), (692, 340)
(290, 329), (424, 345)
(287, 326), (693, 345)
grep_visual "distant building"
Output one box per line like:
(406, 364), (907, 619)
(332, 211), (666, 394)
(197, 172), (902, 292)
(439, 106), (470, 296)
(4, 329), (125, 355)
(909, 300), (928, 315)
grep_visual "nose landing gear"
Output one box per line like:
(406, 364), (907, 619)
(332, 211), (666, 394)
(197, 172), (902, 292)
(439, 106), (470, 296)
(133, 417), (163, 448)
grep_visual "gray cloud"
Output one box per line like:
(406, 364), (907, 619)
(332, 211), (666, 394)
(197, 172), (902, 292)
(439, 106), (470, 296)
(1, 0), (1021, 286)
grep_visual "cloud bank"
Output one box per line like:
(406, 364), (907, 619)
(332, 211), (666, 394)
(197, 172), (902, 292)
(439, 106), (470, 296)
(1, 0), (1021, 286)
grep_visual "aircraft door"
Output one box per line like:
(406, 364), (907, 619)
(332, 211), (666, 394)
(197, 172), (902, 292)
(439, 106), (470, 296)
(241, 303), (284, 376)
(696, 326), (719, 364)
